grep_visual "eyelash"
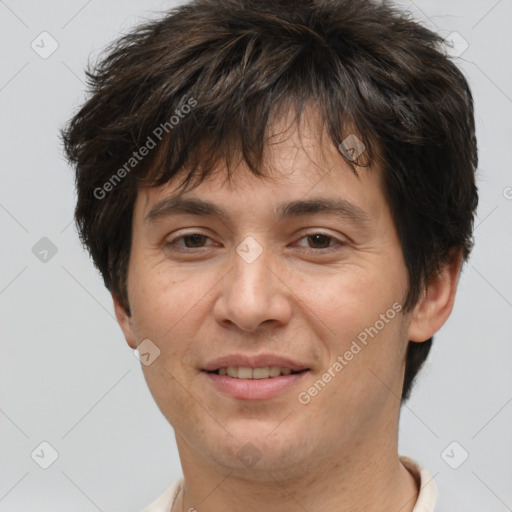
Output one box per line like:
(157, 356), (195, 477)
(165, 232), (345, 253)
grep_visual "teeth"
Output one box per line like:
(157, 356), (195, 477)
(238, 367), (253, 379)
(269, 366), (281, 377)
(252, 367), (269, 379)
(217, 366), (300, 379)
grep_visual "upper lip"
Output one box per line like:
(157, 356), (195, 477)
(202, 354), (310, 372)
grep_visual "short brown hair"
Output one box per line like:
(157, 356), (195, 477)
(61, 0), (478, 402)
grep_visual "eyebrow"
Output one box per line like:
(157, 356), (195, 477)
(144, 196), (370, 226)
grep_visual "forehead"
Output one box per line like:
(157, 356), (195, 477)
(135, 106), (385, 222)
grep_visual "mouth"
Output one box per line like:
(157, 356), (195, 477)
(205, 366), (309, 379)
(201, 356), (311, 400)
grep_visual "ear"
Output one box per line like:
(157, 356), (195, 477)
(112, 293), (137, 350)
(408, 250), (464, 342)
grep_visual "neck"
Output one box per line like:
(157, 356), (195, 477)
(173, 425), (418, 512)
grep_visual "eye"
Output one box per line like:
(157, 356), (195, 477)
(294, 232), (345, 252)
(166, 233), (213, 249)
(165, 231), (345, 253)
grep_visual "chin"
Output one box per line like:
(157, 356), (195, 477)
(202, 420), (314, 473)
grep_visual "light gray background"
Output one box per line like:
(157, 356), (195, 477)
(1, 0), (511, 510)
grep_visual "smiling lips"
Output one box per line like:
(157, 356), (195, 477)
(202, 354), (310, 400)
(216, 366), (300, 378)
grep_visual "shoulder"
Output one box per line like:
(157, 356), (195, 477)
(139, 478), (183, 512)
(400, 456), (475, 512)
(400, 455), (438, 512)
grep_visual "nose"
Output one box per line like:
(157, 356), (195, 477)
(212, 240), (292, 333)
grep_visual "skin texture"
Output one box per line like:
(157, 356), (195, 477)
(113, 108), (462, 512)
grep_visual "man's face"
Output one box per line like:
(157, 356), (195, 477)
(117, 111), (415, 477)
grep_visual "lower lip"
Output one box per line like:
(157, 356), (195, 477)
(203, 371), (308, 400)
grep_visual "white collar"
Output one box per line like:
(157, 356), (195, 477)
(141, 456), (437, 511)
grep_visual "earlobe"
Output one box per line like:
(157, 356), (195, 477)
(112, 293), (137, 349)
(407, 250), (463, 343)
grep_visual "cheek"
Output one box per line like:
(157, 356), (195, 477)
(303, 264), (398, 332)
(140, 360), (209, 437)
(128, 260), (219, 377)
(300, 264), (407, 383)
(128, 259), (191, 337)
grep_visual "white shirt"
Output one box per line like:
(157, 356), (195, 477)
(140, 456), (451, 512)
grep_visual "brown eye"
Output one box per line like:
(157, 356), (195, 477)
(166, 233), (212, 249)
(293, 232), (346, 254)
(307, 233), (334, 249)
(181, 234), (208, 248)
